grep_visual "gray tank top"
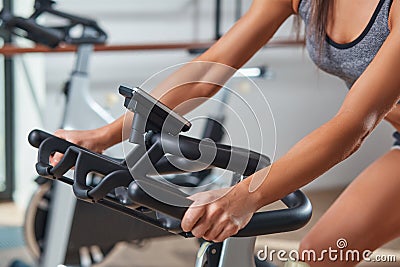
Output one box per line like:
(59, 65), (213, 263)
(298, 0), (393, 88)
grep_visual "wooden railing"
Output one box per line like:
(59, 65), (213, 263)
(0, 38), (304, 56)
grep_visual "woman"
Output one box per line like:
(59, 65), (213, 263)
(53, 0), (400, 266)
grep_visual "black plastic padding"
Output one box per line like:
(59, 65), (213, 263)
(87, 170), (133, 202)
(35, 162), (53, 178)
(71, 148), (126, 201)
(1, 1), (108, 47)
(234, 190), (312, 237)
(0, 10), (64, 48)
(14, 18), (64, 47)
(129, 177), (311, 237)
(32, 1), (108, 45)
(28, 129), (53, 148)
(156, 212), (182, 232)
(149, 133), (270, 176)
(128, 179), (192, 220)
(37, 137), (75, 165)
(119, 85), (191, 135)
(49, 147), (80, 178)
(29, 129), (125, 181)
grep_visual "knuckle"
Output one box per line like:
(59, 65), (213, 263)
(218, 234), (229, 242)
(230, 226), (240, 236)
(192, 229), (205, 239)
(208, 209), (220, 220)
(203, 235), (211, 241)
(203, 233), (215, 241)
(220, 217), (231, 225)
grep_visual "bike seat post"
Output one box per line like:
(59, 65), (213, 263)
(74, 44), (93, 75)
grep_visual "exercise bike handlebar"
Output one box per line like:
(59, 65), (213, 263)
(0, 0), (107, 48)
(29, 128), (312, 238)
(28, 129), (56, 148)
(28, 84), (312, 239)
(0, 10), (64, 48)
(128, 179), (312, 237)
(119, 86), (312, 237)
(28, 129), (124, 181)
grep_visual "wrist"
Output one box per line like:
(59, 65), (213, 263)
(235, 178), (266, 213)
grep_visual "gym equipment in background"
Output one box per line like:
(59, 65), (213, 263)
(0, 1), (240, 266)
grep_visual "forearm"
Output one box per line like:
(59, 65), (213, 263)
(100, 58), (231, 144)
(245, 113), (372, 210)
(150, 56), (235, 114)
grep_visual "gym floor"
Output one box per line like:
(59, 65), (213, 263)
(0, 187), (399, 267)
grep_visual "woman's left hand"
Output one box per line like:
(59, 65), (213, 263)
(181, 181), (261, 242)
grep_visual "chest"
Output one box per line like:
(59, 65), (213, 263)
(299, 0), (391, 88)
(327, 0), (381, 44)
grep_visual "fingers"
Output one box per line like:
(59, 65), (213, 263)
(49, 129), (67, 166)
(182, 198), (241, 242)
(203, 219), (225, 241)
(181, 205), (205, 232)
(202, 214), (241, 242)
(50, 152), (64, 166)
(191, 215), (211, 238)
(192, 215), (241, 242)
(213, 224), (240, 243)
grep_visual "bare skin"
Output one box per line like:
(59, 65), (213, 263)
(299, 149), (400, 266)
(53, 1), (400, 266)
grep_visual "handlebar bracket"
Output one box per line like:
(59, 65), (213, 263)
(119, 86), (191, 144)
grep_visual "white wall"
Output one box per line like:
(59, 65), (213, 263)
(22, 0), (394, 198)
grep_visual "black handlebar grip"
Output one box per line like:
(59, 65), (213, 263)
(234, 191), (312, 237)
(128, 177), (312, 237)
(28, 129), (53, 148)
(42, 8), (108, 45)
(87, 170), (133, 202)
(128, 179), (192, 220)
(71, 148), (126, 201)
(10, 17), (64, 47)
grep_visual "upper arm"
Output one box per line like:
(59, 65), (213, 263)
(198, 0), (294, 69)
(337, 18), (400, 134)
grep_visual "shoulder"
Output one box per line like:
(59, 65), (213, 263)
(389, 0), (400, 31)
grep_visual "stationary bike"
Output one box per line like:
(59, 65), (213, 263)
(1, 2), (237, 266)
(0, 2), (132, 266)
(29, 85), (313, 267)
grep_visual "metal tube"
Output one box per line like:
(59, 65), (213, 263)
(2, 0), (15, 200)
(215, 0), (222, 39)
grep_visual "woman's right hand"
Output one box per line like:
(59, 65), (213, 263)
(50, 128), (110, 166)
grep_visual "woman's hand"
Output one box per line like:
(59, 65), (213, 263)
(181, 181), (261, 243)
(50, 128), (109, 166)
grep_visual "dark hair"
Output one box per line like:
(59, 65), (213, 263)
(310, 0), (332, 51)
